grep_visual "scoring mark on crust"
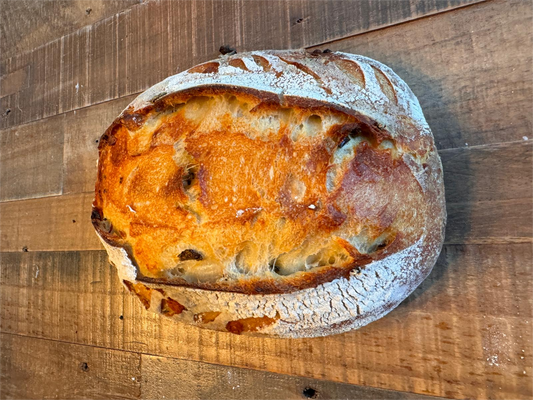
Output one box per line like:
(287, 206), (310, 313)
(333, 59), (365, 88)
(228, 58), (250, 71)
(371, 66), (397, 104)
(188, 62), (220, 74)
(277, 56), (332, 94)
(194, 311), (221, 324)
(161, 297), (187, 316)
(226, 313), (280, 334)
(123, 280), (153, 309)
(252, 55), (272, 72)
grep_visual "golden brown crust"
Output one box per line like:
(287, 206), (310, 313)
(93, 50), (444, 312)
(93, 90), (426, 294)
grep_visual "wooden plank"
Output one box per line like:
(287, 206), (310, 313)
(0, 333), (141, 399)
(0, 0), (483, 130)
(141, 355), (442, 400)
(0, 244), (531, 399)
(314, 0), (533, 149)
(0, 66), (29, 97)
(64, 95), (135, 195)
(0, 113), (64, 202)
(1, 141), (530, 251)
(0, 0), (141, 61)
(0, 89), (134, 202)
(0, 193), (101, 252)
(446, 199), (532, 245)
(440, 142), (533, 204)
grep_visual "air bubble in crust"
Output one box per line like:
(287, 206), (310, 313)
(178, 249), (203, 261)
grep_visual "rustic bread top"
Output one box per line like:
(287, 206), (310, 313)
(92, 50), (444, 295)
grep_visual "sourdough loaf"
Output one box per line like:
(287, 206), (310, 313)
(92, 49), (446, 338)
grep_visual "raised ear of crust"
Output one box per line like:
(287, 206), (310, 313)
(98, 229), (439, 338)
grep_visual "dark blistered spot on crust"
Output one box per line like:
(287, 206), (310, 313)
(219, 45), (237, 55)
(317, 204), (347, 232)
(188, 62), (219, 74)
(98, 124), (120, 150)
(161, 297), (187, 316)
(121, 111), (151, 131)
(226, 313), (279, 334)
(91, 206), (124, 246)
(91, 207), (103, 222)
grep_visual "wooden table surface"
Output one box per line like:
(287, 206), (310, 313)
(1, 0), (532, 399)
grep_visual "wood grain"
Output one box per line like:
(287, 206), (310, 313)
(1, 141), (530, 251)
(63, 96), (135, 195)
(0, 0), (483, 130)
(0, 193), (101, 252)
(1, 245), (531, 399)
(0, 0), (141, 61)
(0, 114), (64, 201)
(446, 199), (532, 245)
(440, 142), (533, 204)
(141, 355), (442, 400)
(0, 66), (29, 97)
(0, 333), (141, 399)
(315, 0), (533, 149)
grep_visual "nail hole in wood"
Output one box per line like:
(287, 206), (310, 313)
(119, 315), (124, 320)
(86, 8), (92, 15)
(22, 246), (28, 252)
(302, 387), (317, 398)
(72, 220), (76, 223)
(79, 362), (89, 372)
(296, 18), (304, 23)
(5, 109), (11, 115)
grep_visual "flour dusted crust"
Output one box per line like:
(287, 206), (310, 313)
(92, 50), (446, 338)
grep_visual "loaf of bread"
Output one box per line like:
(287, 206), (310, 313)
(92, 50), (446, 338)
